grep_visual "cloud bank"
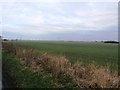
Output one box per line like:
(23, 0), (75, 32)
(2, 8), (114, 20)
(1, 1), (118, 41)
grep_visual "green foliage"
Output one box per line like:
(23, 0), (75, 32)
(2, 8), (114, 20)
(57, 74), (78, 88)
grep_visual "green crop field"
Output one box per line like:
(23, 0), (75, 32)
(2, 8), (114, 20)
(12, 40), (118, 70)
(2, 40), (119, 88)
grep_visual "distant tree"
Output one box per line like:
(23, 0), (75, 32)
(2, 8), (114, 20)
(3, 39), (8, 41)
(104, 41), (119, 44)
(15, 39), (18, 41)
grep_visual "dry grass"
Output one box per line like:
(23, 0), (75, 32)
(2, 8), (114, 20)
(2, 42), (120, 88)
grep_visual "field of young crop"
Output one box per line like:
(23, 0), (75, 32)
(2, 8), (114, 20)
(13, 40), (118, 70)
(2, 40), (119, 88)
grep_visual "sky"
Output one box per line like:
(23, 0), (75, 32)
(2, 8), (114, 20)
(1, 0), (118, 41)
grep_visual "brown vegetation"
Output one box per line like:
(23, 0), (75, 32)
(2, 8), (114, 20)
(2, 42), (120, 88)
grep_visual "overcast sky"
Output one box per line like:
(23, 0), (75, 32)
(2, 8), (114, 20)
(1, 0), (118, 41)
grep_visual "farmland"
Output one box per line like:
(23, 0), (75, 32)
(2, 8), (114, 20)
(2, 40), (119, 88)
(13, 40), (118, 70)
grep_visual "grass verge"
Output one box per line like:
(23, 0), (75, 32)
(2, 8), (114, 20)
(2, 52), (62, 88)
